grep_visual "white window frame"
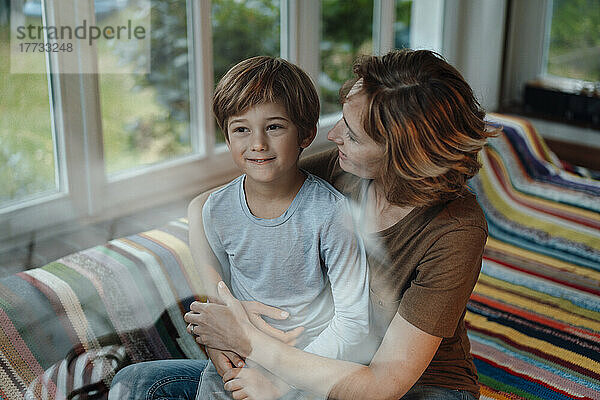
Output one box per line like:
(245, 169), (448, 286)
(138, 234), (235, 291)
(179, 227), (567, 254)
(1, 0), (446, 250)
(1, 0), (239, 247)
(501, 0), (551, 107)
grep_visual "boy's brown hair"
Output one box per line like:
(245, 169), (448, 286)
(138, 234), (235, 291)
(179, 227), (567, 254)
(341, 49), (499, 207)
(213, 56), (320, 143)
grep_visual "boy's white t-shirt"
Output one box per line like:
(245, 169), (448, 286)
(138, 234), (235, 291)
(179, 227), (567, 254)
(201, 172), (369, 358)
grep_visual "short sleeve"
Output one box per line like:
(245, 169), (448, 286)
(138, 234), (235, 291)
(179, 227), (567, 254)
(397, 226), (487, 337)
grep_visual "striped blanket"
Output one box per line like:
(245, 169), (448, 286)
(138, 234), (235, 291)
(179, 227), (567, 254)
(0, 113), (598, 399)
(0, 221), (207, 399)
(467, 114), (600, 400)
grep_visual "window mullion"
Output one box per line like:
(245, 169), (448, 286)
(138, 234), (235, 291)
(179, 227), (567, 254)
(43, 0), (105, 218)
(41, 0), (67, 201)
(373, 0), (395, 55)
(410, 0), (444, 53)
(189, 0), (215, 157)
(295, 0), (320, 91)
(281, 0), (297, 62)
(73, 0), (105, 216)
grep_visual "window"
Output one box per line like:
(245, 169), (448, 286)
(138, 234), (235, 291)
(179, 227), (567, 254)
(394, 0), (412, 50)
(1, 8), (56, 208)
(320, 0), (374, 114)
(1, 0), (433, 244)
(212, 0), (281, 143)
(545, 0), (600, 83)
(503, 0), (600, 109)
(98, 1), (191, 175)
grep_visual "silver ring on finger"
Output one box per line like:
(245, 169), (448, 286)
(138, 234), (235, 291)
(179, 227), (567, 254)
(187, 323), (196, 334)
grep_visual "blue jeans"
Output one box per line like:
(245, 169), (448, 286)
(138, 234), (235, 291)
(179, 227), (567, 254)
(109, 359), (208, 400)
(109, 359), (477, 400)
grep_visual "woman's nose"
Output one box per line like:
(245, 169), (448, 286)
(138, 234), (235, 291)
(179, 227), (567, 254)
(327, 120), (344, 144)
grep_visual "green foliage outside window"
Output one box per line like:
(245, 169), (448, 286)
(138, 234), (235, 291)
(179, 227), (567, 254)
(547, 0), (600, 82)
(320, 0), (373, 114)
(128, 0), (280, 146)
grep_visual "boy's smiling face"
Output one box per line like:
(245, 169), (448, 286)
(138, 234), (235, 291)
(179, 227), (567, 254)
(226, 102), (313, 186)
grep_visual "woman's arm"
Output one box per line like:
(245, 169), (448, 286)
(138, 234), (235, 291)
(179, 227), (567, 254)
(250, 310), (441, 400)
(186, 221), (487, 399)
(187, 282), (442, 400)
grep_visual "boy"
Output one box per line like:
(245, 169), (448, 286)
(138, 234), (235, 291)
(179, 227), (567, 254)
(189, 56), (369, 399)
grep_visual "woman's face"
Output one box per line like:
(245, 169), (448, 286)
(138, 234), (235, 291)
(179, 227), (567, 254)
(327, 90), (385, 179)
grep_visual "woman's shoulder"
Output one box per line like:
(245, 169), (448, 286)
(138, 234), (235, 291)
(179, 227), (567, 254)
(299, 147), (339, 180)
(435, 190), (488, 234)
(300, 147), (362, 198)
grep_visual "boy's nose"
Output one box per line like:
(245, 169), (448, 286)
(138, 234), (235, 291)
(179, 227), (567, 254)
(327, 119), (344, 145)
(250, 132), (268, 151)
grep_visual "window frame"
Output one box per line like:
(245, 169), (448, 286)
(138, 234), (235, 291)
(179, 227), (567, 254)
(501, 0), (551, 108)
(1, 0), (240, 244)
(503, 0), (599, 106)
(2, 0), (443, 248)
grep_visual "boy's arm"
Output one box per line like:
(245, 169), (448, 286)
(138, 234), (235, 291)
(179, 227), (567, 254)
(188, 189), (228, 300)
(302, 200), (370, 360)
(189, 190), (246, 374)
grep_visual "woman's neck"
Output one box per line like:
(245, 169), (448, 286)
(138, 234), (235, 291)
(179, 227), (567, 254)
(365, 181), (415, 233)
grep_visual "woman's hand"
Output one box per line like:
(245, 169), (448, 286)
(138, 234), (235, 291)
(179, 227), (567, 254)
(223, 367), (288, 400)
(184, 281), (254, 357)
(241, 301), (304, 345)
(185, 282), (304, 354)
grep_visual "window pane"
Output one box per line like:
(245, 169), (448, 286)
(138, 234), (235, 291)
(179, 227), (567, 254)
(1, 4), (57, 207)
(320, 0), (374, 114)
(212, 0), (281, 143)
(394, 0), (412, 49)
(99, 0), (192, 175)
(546, 0), (600, 82)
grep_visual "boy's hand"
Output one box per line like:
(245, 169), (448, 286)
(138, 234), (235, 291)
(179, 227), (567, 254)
(241, 301), (305, 345)
(223, 367), (290, 400)
(206, 347), (245, 377)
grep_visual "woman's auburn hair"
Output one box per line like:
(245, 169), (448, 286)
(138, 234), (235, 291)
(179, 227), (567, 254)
(341, 49), (499, 207)
(213, 56), (320, 143)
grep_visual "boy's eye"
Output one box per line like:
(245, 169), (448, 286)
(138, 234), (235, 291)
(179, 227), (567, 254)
(266, 124), (284, 131)
(231, 127), (250, 134)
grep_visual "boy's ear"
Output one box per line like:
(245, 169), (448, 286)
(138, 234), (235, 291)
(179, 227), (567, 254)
(300, 127), (317, 149)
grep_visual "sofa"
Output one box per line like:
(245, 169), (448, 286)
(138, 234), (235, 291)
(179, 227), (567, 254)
(1, 114), (598, 400)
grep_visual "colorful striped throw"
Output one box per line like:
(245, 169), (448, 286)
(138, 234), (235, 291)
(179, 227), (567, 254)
(0, 220), (207, 399)
(467, 114), (600, 400)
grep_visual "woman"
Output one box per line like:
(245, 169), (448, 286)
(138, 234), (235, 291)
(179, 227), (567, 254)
(111, 49), (496, 400)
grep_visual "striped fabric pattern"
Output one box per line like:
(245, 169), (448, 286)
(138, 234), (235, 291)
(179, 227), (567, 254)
(24, 345), (126, 400)
(467, 114), (600, 400)
(0, 219), (206, 399)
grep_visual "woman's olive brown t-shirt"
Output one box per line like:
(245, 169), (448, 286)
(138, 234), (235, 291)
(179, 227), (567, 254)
(300, 149), (487, 399)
